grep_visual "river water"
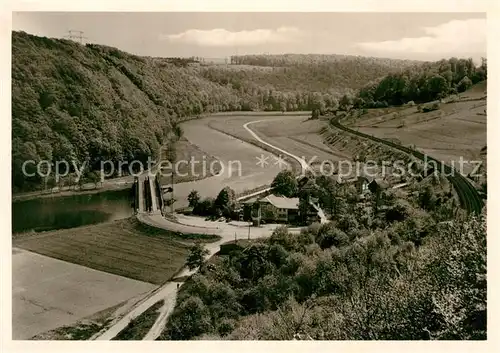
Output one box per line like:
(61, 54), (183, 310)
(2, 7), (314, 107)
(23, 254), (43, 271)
(12, 189), (134, 234)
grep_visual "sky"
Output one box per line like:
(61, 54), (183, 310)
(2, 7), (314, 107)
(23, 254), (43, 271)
(12, 12), (487, 62)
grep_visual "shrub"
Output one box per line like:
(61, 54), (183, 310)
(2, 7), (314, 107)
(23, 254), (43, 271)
(422, 102), (440, 113)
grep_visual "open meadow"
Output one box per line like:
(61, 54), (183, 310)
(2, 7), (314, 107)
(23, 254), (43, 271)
(207, 114), (349, 160)
(165, 117), (285, 209)
(12, 217), (217, 339)
(13, 218), (193, 285)
(206, 114), (356, 176)
(351, 83), (487, 175)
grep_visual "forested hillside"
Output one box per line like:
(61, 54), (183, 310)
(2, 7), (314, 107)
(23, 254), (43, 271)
(161, 174), (486, 340)
(229, 53), (422, 68)
(200, 55), (420, 111)
(12, 31), (240, 192)
(343, 57), (487, 109)
(12, 31), (415, 192)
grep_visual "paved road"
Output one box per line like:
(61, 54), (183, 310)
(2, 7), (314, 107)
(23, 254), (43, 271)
(94, 116), (329, 341)
(243, 120), (312, 175)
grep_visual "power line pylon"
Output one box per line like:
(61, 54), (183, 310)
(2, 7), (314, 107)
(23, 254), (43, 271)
(64, 30), (88, 44)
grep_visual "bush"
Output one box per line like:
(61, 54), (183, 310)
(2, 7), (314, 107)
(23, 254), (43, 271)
(193, 197), (215, 216)
(422, 102), (440, 113)
(316, 224), (349, 249)
(271, 170), (298, 197)
(163, 296), (212, 340)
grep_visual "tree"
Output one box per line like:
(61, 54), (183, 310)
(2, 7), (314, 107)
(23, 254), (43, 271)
(418, 185), (438, 211)
(193, 197), (215, 216)
(311, 109), (320, 119)
(87, 171), (101, 188)
(215, 186), (237, 217)
(426, 214), (486, 339)
(271, 170), (298, 197)
(298, 194), (310, 225)
(188, 190), (201, 208)
(336, 214), (359, 233)
(339, 93), (354, 111)
(426, 74), (449, 99)
(186, 242), (210, 271)
(280, 101), (287, 113)
(457, 76), (473, 93)
(166, 126), (184, 213)
(315, 175), (337, 216)
(316, 223), (349, 249)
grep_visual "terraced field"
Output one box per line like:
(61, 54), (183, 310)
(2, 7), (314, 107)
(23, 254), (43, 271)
(351, 83), (487, 175)
(332, 118), (484, 214)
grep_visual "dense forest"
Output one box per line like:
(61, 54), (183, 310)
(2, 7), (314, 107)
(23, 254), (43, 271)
(11, 31), (416, 192)
(11, 31), (486, 192)
(342, 57), (487, 110)
(12, 31), (239, 192)
(161, 174), (486, 340)
(229, 53), (422, 68)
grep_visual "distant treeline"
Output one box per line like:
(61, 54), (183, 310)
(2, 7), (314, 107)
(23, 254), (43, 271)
(11, 31), (485, 192)
(345, 57), (487, 109)
(229, 53), (423, 68)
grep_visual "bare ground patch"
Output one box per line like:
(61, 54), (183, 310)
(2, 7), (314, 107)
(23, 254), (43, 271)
(12, 248), (156, 339)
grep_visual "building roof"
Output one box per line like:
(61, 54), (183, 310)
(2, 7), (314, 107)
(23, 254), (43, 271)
(260, 195), (299, 209)
(242, 196), (259, 204)
(369, 178), (389, 189)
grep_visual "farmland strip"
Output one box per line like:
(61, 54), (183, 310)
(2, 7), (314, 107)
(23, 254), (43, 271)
(331, 118), (483, 214)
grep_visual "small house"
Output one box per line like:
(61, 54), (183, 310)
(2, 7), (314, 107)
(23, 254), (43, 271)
(242, 195), (300, 224)
(368, 178), (389, 194)
(354, 176), (371, 194)
(259, 195), (300, 223)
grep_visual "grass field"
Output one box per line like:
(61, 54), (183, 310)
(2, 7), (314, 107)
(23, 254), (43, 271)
(13, 218), (193, 285)
(207, 114), (347, 163)
(159, 137), (221, 185)
(251, 117), (351, 162)
(12, 247), (156, 339)
(207, 114), (358, 178)
(350, 83), (487, 175)
(112, 300), (164, 340)
(167, 117), (285, 209)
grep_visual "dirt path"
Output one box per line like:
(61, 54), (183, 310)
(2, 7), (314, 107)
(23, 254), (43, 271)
(243, 120), (312, 175)
(138, 119), (323, 341)
(93, 117), (325, 341)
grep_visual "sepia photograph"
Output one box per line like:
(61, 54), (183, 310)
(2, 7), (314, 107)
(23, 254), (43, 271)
(5, 2), (492, 346)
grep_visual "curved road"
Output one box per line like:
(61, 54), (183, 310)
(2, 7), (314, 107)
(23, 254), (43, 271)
(92, 116), (316, 341)
(243, 120), (312, 174)
(96, 113), (483, 341)
(331, 118), (484, 214)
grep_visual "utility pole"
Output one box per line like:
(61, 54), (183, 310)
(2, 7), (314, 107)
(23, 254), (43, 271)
(171, 171), (174, 215)
(64, 30), (88, 44)
(248, 222), (251, 240)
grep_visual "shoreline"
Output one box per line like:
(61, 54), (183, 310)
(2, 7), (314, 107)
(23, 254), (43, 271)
(12, 112), (310, 203)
